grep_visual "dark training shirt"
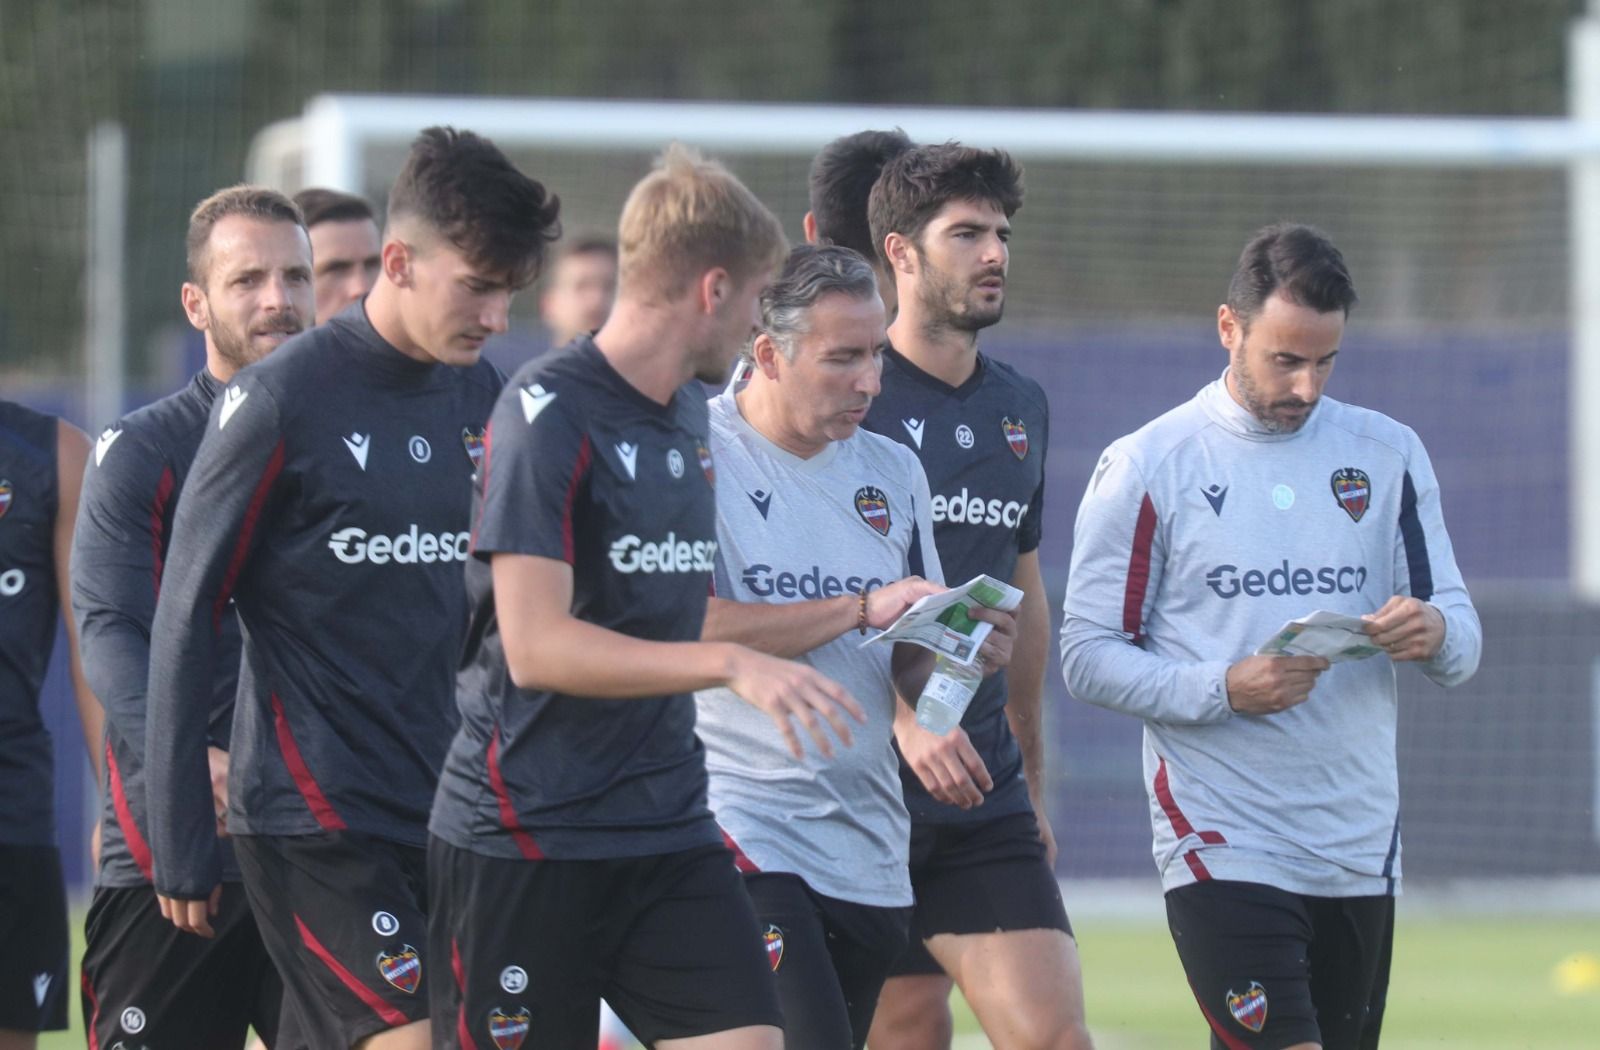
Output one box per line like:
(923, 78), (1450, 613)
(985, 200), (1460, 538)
(430, 338), (722, 861)
(0, 400), (60, 847)
(74, 370), (245, 887)
(862, 346), (1050, 824)
(146, 306), (503, 898)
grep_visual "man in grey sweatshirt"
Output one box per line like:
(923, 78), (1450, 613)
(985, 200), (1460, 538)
(1062, 223), (1481, 1050)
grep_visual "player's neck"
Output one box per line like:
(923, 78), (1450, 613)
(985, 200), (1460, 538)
(886, 307), (980, 388)
(364, 279), (432, 364)
(203, 344), (240, 386)
(592, 301), (696, 405)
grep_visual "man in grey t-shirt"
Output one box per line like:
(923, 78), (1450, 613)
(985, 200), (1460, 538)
(698, 245), (1017, 1050)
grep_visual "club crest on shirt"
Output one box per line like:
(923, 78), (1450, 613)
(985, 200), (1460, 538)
(854, 486), (891, 537)
(463, 427), (487, 471)
(1226, 981), (1268, 1033)
(762, 924), (785, 972)
(1331, 467), (1371, 522)
(0, 478), (12, 520)
(698, 444), (715, 486)
(376, 944), (421, 995)
(1001, 417), (1029, 459)
(487, 1006), (531, 1050)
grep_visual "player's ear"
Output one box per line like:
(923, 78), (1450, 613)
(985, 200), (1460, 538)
(884, 231), (915, 276)
(180, 282), (209, 331)
(1217, 304), (1242, 353)
(802, 211), (819, 246)
(699, 267), (731, 316)
(751, 332), (783, 378)
(382, 239), (414, 289)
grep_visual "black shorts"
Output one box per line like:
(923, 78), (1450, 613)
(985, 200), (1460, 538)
(888, 811), (1073, 978)
(81, 883), (283, 1049)
(0, 844), (68, 1032)
(1165, 880), (1395, 1050)
(743, 872), (910, 1050)
(429, 837), (783, 1048)
(234, 831), (430, 1048)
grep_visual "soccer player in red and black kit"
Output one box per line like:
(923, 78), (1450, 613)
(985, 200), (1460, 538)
(427, 145), (864, 1050)
(144, 128), (560, 1050)
(0, 400), (100, 1050)
(862, 145), (1094, 1050)
(73, 185), (310, 1050)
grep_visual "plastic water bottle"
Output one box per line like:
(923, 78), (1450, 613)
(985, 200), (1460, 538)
(915, 654), (982, 734)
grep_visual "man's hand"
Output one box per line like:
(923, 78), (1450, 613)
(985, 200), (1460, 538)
(158, 885), (223, 938)
(893, 702), (993, 809)
(207, 746), (230, 838)
(863, 576), (945, 630)
(1225, 654), (1330, 714)
(727, 648), (867, 760)
(1363, 596), (1446, 662)
(969, 605), (1017, 676)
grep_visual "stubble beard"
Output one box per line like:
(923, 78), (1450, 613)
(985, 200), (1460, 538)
(917, 258), (1004, 335)
(1233, 355), (1312, 433)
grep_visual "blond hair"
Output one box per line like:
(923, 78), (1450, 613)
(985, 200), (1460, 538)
(617, 144), (787, 302)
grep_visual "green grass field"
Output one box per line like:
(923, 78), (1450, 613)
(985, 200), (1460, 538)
(43, 910), (1600, 1048)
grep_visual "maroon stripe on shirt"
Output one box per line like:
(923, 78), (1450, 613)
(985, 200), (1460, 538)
(294, 913), (409, 1027)
(487, 732), (544, 860)
(150, 465), (176, 595)
(721, 828), (761, 873)
(1122, 493), (1157, 643)
(213, 439), (285, 632)
(106, 740), (154, 880)
(271, 693), (346, 831)
(561, 435), (593, 564)
(1154, 757), (1227, 866)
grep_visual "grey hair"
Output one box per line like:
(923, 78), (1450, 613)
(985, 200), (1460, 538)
(756, 244), (880, 360)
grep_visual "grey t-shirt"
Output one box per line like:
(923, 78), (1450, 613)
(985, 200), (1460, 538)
(695, 385), (942, 907)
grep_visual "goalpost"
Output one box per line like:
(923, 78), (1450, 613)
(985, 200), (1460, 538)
(246, 57), (1600, 889)
(249, 82), (1600, 598)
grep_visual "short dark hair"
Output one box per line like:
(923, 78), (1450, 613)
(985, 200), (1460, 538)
(386, 126), (562, 289)
(868, 143), (1024, 266)
(293, 187), (376, 229)
(1226, 223), (1358, 326)
(808, 129), (914, 263)
(758, 244), (880, 360)
(186, 184), (305, 286)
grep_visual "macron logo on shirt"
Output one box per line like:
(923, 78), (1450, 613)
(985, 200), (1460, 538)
(520, 383), (556, 424)
(748, 489), (773, 519)
(615, 442), (639, 480)
(218, 387), (248, 430)
(94, 427), (122, 467)
(343, 433), (370, 471)
(902, 418), (926, 449)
